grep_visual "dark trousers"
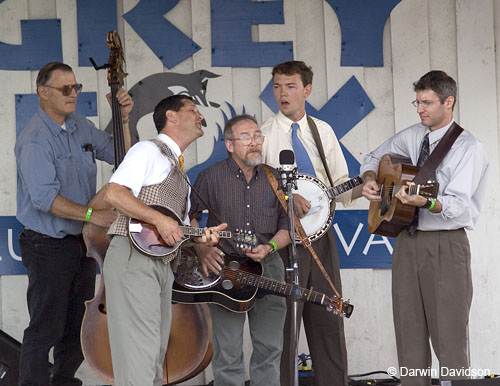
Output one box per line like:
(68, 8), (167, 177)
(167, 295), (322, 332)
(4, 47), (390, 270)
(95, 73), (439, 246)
(280, 230), (348, 386)
(18, 229), (96, 386)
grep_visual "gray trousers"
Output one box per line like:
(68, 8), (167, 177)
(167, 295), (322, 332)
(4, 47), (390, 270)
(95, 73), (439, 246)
(393, 229), (472, 386)
(104, 235), (174, 386)
(210, 252), (286, 386)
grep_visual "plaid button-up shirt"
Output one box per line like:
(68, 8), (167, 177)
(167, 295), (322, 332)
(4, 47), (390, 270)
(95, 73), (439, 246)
(190, 157), (288, 256)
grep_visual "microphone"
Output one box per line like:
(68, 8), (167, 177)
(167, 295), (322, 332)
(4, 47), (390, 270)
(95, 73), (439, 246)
(278, 150), (297, 192)
(279, 149), (295, 171)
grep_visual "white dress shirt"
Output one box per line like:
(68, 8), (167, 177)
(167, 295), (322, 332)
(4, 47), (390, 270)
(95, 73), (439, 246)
(110, 133), (190, 224)
(360, 121), (489, 230)
(261, 111), (352, 206)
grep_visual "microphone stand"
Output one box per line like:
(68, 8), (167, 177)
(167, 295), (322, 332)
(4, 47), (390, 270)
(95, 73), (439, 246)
(279, 167), (300, 386)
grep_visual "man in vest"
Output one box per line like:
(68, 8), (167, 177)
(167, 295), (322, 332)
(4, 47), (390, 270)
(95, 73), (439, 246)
(102, 94), (226, 385)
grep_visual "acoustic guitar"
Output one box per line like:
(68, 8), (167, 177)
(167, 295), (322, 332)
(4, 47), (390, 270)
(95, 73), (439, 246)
(128, 205), (257, 257)
(368, 154), (439, 237)
(172, 250), (354, 318)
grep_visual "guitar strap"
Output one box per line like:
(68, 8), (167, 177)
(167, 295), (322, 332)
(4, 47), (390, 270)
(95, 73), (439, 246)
(307, 116), (338, 216)
(262, 165), (342, 300)
(306, 116), (335, 188)
(413, 122), (464, 184)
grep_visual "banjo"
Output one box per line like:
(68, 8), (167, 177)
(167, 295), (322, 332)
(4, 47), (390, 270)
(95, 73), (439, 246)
(294, 174), (363, 243)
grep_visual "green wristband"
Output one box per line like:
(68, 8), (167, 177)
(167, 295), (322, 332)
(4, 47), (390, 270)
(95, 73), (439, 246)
(267, 240), (278, 252)
(85, 207), (93, 223)
(428, 199), (436, 211)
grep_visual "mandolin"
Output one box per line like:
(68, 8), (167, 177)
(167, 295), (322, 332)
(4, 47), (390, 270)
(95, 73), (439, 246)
(128, 205), (257, 257)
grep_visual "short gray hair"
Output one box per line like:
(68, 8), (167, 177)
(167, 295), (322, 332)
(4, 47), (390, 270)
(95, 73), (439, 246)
(223, 114), (258, 140)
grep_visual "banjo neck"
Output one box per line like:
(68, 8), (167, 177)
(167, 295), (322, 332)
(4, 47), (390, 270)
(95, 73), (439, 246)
(325, 176), (364, 201)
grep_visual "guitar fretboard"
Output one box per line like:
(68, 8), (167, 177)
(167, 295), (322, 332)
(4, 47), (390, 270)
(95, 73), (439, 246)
(327, 176), (364, 200)
(179, 227), (232, 239)
(230, 268), (338, 309)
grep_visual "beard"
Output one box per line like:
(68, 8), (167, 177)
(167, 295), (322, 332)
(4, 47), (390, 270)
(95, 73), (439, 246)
(243, 147), (262, 167)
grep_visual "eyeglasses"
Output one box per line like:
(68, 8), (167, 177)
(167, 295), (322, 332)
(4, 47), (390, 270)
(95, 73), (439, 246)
(231, 134), (265, 146)
(411, 99), (440, 109)
(44, 83), (83, 96)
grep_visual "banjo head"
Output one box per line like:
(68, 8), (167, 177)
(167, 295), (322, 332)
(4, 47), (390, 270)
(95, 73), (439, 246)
(295, 174), (333, 243)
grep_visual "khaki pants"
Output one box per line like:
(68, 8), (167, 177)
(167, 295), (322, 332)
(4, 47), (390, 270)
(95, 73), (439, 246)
(104, 235), (174, 386)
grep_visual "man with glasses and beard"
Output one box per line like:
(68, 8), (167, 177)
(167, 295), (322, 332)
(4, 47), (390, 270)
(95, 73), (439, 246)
(189, 115), (290, 386)
(15, 62), (133, 386)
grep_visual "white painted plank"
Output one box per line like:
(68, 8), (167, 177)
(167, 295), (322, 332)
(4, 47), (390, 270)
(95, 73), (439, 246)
(427, 0), (460, 122)
(28, 0), (56, 18)
(258, 0), (296, 123)
(295, 0), (327, 108)
(0, 0), (28, 45)
(190, 0), (233, 170)
(360, 20), (396, 165)
(390, 0), (430, 132)
(456, 0), (500, 372)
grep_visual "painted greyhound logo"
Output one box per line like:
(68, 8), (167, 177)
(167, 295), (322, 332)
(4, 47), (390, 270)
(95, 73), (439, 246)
(104, 70), (221, 143)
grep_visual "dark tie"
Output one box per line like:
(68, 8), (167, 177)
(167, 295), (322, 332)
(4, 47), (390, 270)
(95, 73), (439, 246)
(291, 122), (316, 176)
(417, 133), (430, 167)
(408, 133), (430, 234)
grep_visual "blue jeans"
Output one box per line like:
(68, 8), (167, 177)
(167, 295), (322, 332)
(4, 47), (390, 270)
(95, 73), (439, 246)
(18, 229), (96, 386)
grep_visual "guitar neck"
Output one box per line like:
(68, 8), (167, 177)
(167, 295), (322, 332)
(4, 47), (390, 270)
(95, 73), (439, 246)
(326, 176), (364, 200)
(233, 269), (334, 308)
(180, 226), (232, 239)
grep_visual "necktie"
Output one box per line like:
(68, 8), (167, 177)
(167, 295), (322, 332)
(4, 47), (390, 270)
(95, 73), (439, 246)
(291, 122), (316, 176)
(178, 154), (184, 172)
(417, 133), (430, 167)
(408, 133), (430, 234)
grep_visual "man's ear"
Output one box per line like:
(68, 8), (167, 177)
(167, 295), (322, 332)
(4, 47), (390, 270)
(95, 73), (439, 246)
(165, 110), (176, 123)
(304, 84), (312, 99)
(225, 139), (233, 154)
(38, 86), (49, 101)
(444, 96), (455, 110)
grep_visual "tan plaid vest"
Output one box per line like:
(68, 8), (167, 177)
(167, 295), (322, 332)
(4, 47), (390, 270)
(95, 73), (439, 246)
(108, 139), (190, 262)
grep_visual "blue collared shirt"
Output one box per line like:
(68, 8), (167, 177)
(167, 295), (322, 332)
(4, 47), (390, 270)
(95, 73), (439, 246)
(15, 106), (114, 238)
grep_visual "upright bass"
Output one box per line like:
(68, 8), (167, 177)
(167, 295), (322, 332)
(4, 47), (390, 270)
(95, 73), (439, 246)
(80, 31), (213, 385)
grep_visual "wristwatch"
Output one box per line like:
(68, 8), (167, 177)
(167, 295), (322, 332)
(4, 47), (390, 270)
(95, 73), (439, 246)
(422, 197), (433, 209)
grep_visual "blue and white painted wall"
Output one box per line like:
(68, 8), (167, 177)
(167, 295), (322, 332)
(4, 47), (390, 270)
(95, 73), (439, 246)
(0, 0), (499, 384)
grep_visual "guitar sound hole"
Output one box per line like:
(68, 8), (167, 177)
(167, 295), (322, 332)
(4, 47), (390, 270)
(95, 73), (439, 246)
(379, 182), (390, 216)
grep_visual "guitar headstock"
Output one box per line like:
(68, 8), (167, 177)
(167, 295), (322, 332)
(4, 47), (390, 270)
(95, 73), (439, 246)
(408, 181), (439, 198)
(326, 296), (354, 318)
(233, 230), (258, 249)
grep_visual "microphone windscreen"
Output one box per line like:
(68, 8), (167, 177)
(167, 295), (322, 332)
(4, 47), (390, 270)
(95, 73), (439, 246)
(279, 149), (295, 165)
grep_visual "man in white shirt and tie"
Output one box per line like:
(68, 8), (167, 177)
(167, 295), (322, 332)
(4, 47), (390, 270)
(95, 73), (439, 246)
(361, 70), (489, 386)
(261, 60), (362, 386)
